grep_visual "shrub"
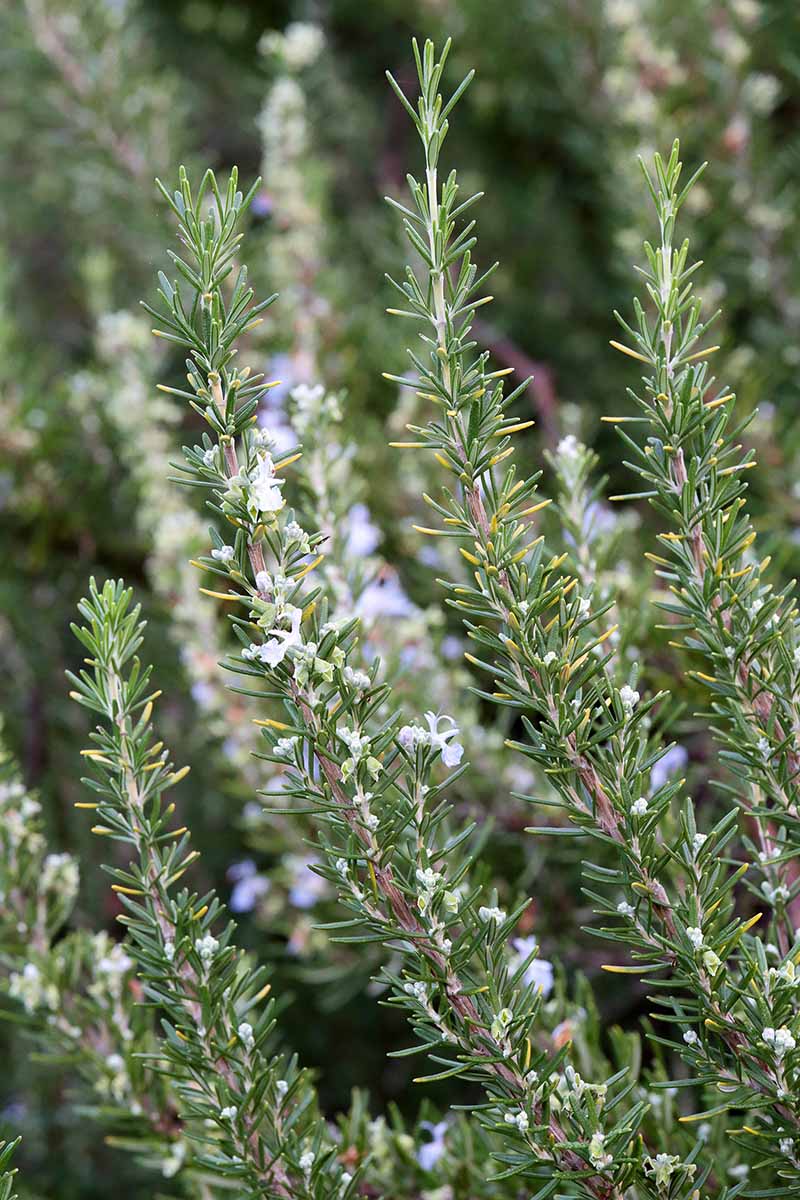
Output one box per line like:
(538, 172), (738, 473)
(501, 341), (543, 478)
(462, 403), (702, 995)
(4, 31), (800, 1200)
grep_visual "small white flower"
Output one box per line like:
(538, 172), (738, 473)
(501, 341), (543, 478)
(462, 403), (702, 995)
(284, 520), (311, 553)
(398, 724), (419, 750)
(503, 1108), (529, 1132)
(683, 1030), (699, 1046)
(299, 1150), (315, 1174)
(248, 605), (304, 669)
(211, 545), (235, 562)
(757, 736), (771, 759)
(619, 684), (640, 714)
(274, 736), (299, 759)
(703, 949), (721, 975)
(686, 926), (704, 950)
(478, 905), (506, 924)
(631, 797), (648, 816)
(220, 1106), (237, 1121)
(645, 1153), (681, 1188)
(196, 934), (219, 963)
(416, 866), (446, 915)
(344, 666), (371, 691)
(338, 727), (371, 761)
(763, 1026), (796, 1058)
(617, 900), (636, 918)
(202, 447), (217, 468)
(416, 866), (442, 892)
(588, 1131), (612, 1169)
(276, 1079), (289, 1097)
(250, 452), (285, 516)
(692, 833), (707, 855)
(542, 651), (558, 667)
(558, 1064), (585, 1097)
(238, 1022), (255, 1051)
(164, 940), (176, 961)
(556, 434), (582, 460)
(762, 881), (791, 904)
(490, 1007), (514, 1040)
(255, 570), (271, 593)
(428, 712), (465, 766)
(404, 980), (429, 1003)
(769, 960), (800, 987)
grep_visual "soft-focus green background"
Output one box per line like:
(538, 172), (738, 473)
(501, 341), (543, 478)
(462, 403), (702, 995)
(3, 0), (800, 1194)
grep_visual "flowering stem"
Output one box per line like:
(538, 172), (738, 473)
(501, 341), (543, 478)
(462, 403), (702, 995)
(385, 38), (800, 1177)
(69, 579), (335, 1197)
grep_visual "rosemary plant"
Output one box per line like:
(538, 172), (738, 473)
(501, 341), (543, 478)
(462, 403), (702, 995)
(131, 161), (659, 1197)
(7, 25), (800, 1200)
(385, 35), (800, 1196)
(606, 142), (800, 939)
(4, 693), (509, 1197)
(69, 577), (344, 1197)
(0, 728), (189, 1173)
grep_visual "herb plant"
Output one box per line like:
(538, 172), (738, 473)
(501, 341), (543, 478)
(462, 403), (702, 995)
(3, 30), (800, 1200)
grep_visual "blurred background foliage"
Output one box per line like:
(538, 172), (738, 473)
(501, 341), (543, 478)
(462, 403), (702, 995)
(3, 0), (800, 1195)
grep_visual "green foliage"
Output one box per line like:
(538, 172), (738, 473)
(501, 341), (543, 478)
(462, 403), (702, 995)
(144, 159), (636, 1195)
(5, 5), (800, 1199)
(0, 1140), (21, 1200)
(70, 578), (341, 1197)
(386, 34), (800, 1196)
